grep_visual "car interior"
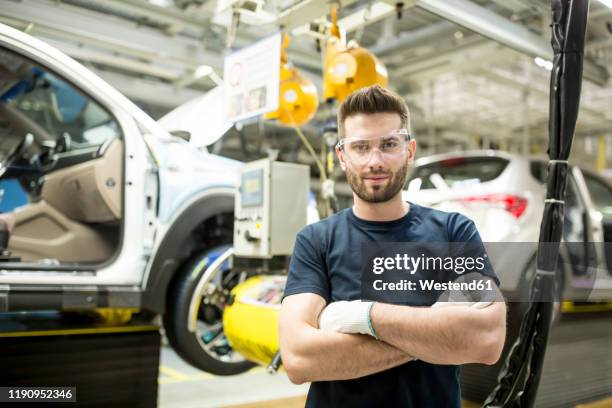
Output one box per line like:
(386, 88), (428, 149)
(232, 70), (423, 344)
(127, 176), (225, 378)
(0, 47), (123, 266)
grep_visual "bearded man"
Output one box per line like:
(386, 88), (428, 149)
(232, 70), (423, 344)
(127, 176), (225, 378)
(279, 85), (507, 408)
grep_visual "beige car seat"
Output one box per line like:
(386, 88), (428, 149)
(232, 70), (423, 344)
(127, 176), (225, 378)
(7, 139), (123, 263)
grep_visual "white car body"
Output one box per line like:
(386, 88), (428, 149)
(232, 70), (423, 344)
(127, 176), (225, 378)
(404, 150), (612, 301)
(0, 22), (240, 311)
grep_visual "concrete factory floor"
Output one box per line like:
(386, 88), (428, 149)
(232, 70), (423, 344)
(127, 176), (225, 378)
(159, 310), (612, 408)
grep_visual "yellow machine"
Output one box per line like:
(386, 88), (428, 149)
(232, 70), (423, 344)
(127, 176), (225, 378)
(323, 5), (389, 102)
(223, 275), (284, 367)
(264, 35), (319, 126)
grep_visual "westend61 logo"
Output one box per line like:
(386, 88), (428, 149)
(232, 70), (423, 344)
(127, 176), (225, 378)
(371, 253), (488, 275)
(360, 242), (499, 305)
(361, 241), (605, 304)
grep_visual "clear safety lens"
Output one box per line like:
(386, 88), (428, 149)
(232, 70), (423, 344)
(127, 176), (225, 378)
(337, 129), (411, 164)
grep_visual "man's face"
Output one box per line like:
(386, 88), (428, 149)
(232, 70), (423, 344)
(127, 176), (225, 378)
(337, 112), (416, 203)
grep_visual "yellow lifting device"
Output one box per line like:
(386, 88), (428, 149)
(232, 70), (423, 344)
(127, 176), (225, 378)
(264, 34), (319, 126)
(323, 4), (388, 102)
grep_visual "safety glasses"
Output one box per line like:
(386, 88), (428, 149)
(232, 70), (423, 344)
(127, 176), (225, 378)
(336, 129), (412, 165)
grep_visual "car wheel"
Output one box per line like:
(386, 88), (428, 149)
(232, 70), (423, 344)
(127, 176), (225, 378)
(163, 245), (255, 375)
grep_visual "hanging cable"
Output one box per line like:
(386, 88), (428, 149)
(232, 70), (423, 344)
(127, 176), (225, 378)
(283, 105), (336, 216)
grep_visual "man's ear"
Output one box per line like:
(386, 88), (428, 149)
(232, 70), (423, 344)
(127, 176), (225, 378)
(407, 139), (417, 165)
(336, 146), (347, 171)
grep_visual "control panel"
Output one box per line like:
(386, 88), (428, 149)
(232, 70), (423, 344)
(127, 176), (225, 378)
(234, 158), (309, 258)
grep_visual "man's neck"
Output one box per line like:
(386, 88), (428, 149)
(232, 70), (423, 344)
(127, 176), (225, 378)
(352, 194), (409, 222)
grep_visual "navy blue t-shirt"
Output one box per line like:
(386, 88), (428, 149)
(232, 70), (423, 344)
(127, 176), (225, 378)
(283, 202), (499, 408)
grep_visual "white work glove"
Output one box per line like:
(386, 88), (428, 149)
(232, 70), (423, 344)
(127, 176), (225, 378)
(318, 300), (377, 338)
(431, 300), (492, 309)
(318, 299), (493, 339)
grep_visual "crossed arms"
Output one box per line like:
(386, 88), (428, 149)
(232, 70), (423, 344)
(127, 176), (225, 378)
(279, 291), (506, 385)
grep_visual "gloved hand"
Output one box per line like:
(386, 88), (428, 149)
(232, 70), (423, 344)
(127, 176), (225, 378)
(431, 300), (492, 309)
(318, 299), (493, 338)
(318, 300), (377, 338)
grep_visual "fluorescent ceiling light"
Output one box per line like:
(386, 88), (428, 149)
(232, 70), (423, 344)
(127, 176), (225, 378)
(148, 0), (172, 7)
(534, 57), (553, 71)
(194, 65), (213, 78)
(598, 0), (612, 9)
(174, 65), (223, 88)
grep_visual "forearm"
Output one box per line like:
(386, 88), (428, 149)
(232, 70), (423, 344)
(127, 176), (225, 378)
(281, 324), (412, 384)
(370, 302), (506, 365)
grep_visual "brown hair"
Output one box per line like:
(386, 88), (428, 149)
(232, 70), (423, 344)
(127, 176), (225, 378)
(337, 85), (410, 138)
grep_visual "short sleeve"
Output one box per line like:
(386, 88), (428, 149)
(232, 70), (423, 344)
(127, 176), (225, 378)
(447, 213), (500, 287)
(448, 212), (480, 242)
(282, 225), (331, 302)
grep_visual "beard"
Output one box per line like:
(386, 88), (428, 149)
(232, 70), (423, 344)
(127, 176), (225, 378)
(346, 161), (409, 203)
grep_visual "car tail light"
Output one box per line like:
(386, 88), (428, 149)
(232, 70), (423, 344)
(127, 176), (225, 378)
(439, 157), (466, 167)
(459, 194), (528, 218)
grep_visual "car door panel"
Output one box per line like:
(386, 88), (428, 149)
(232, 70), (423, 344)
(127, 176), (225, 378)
(0, 24), (158, 286)
(42, 139), (122, 223)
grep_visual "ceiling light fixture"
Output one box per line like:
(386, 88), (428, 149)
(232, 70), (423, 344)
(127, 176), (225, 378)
(174, 65), (223, 88)
(534, 57), (553, 71)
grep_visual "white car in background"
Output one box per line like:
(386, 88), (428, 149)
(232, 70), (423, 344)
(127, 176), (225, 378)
(404, 150), (612, 315)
